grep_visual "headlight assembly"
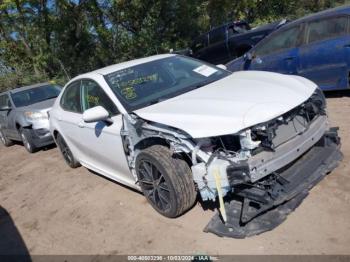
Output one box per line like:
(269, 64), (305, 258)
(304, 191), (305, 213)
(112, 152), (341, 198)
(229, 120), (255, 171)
(24, 111), (48, 121)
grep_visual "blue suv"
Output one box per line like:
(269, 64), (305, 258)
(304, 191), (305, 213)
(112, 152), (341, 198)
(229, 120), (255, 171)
(227, 5), (350, 91)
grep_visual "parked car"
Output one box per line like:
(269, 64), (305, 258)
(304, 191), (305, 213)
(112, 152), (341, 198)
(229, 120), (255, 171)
(0, 83), (61, 153)
(190, 19), (287, 65)
(49, 54), (342, 238)
(227, 5), (350, 91)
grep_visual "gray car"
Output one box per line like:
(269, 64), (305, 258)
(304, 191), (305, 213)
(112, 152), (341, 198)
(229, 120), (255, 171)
(0, 83), (61, 153)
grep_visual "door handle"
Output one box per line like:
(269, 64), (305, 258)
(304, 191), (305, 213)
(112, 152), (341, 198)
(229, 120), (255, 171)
(78, 121), (85, 128)
(284, 56), (295, 61)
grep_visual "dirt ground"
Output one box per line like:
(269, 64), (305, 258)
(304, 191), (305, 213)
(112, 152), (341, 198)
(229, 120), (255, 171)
(0, 93), (349, 255)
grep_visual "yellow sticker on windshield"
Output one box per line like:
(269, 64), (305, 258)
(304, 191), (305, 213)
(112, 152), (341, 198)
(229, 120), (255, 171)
(119, 74), (157, 89)
(121, 86), (137, 100)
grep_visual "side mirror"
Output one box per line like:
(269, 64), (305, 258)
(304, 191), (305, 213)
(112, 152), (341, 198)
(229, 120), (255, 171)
(216, 64), (227, 70)
(82, 106), (113, 124)
(0, 105), (12, 111)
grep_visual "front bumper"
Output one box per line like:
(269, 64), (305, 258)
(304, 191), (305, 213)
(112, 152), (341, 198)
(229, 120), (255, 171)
(204, 128), (343, 238)
(28, 128), (54, 148)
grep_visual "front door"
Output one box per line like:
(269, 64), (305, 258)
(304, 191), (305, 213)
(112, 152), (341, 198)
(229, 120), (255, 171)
(78, 79), (133, 185)
(247, 25), (303, 75)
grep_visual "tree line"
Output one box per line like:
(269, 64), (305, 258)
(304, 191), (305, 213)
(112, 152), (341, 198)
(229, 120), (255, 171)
(0, 0), (348, 90)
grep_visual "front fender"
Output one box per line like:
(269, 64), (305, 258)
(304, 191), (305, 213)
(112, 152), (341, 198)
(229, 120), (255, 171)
(15, 113), (31, 128)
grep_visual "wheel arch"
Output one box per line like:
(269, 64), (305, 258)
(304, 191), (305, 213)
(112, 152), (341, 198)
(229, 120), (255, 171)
(15, 118), (31, 130)
(134, 136), (170, 151)
(53, 129), (59, 140)
(133, 136), (193, 170)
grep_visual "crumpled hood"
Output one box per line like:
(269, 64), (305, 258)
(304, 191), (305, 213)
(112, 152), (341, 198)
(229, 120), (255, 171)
(134, 71), (317, 138)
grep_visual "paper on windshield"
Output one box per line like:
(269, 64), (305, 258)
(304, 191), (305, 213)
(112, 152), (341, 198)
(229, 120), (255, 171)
(193, 65), (218, 77)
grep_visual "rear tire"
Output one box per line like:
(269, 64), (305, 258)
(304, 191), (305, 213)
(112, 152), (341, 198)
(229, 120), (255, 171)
(20, 128), (37, 153)
(0, 129), (14, 147)
(56, 133), (80, 168)
(135, 145), (196, 218)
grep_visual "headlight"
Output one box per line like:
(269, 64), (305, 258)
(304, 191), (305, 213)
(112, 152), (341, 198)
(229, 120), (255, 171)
(24, 111), (48, 121)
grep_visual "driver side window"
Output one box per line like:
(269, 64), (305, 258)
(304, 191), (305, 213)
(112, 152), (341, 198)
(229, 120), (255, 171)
(255, 26), (301, 56)
(81, 80), (119, 116)
(60, 81), (82, 113)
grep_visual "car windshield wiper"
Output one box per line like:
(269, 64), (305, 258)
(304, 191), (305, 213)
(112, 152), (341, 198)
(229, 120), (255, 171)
(190, 78), (219, 90)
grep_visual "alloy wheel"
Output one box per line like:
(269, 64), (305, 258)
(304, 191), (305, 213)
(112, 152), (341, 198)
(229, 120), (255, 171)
(0, 130), (5, 144)
(138, 160), (171, 212)
(57, 136), (73, 164)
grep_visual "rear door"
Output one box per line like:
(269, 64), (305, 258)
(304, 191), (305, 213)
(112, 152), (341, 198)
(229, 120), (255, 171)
(248, 25), (303, 75)
(299, 15), (350, 90)
(56, 80), (84, 158)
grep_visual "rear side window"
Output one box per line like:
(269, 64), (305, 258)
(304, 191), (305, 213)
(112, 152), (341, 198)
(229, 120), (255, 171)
(307, 16), (348, 44)
(255, 26), (300, 56)
(60, 81), (82, 113)
(81, 80), (119, 116)
(0, 94), (10, 108)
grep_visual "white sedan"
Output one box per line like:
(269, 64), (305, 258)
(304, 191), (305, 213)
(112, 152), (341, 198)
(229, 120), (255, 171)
(49, 54), (342, 237)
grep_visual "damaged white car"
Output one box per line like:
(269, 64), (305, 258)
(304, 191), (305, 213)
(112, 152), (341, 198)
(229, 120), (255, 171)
(49, 54), (342, 238)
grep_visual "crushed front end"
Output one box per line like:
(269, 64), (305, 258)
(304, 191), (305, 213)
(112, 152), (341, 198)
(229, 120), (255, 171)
(190, 89), (343, 238)
(122, 87), (342, 238)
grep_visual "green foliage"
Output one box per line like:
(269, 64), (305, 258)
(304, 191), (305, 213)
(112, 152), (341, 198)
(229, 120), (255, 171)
(0, 0), (348, 91)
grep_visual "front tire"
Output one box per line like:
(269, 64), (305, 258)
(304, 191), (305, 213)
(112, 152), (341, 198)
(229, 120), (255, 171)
(136, 145), (196, 218)
(0, 129), (14, 147)
(20, 128), (37, 153)
(56, 133), (80, 168)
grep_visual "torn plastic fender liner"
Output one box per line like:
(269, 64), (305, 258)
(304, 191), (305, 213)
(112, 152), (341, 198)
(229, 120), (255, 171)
(204, 129), (343, 238)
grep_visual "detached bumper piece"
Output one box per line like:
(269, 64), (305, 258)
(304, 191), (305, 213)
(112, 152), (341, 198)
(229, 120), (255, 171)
(204, 128), (343, 238)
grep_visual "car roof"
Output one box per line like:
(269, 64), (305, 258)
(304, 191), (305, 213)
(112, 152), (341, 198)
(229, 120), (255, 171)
(91, 54), (175, 76)
(283, 5), (350, 28)
(191, 20), (248, 44)
(9, 82), (53, 94)
(0, 82), (52, 96)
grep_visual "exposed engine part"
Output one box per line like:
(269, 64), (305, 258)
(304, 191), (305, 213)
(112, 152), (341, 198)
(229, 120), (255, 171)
(192, 158), (232, 201)
(251, 89), (327, 153)
(239, 129), (261, 151)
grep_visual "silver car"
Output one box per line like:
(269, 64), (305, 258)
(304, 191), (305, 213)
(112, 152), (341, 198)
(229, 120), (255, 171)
(0, 83), (61, 153)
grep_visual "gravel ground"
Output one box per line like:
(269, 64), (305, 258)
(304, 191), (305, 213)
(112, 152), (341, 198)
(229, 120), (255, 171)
(0, 93), (349, 255)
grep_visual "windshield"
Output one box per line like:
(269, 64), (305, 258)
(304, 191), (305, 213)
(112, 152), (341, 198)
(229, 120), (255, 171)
(104, 56), (230, 111)
(11, 85), (62, 107)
